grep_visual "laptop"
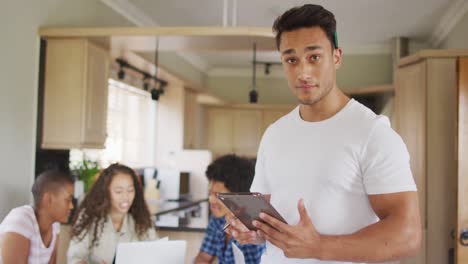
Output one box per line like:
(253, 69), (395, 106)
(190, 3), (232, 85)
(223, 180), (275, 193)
(115, 238), (186, 264)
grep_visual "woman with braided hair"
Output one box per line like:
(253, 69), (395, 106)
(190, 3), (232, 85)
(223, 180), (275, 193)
(67, 163), (157, 264)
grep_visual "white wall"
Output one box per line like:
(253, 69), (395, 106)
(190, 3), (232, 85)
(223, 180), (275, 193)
(0, 0), (133, 219)
(154, 79), (185, 167)
(441, 11), (468, 49)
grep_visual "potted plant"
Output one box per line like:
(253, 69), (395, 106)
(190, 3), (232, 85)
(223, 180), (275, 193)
(71, 156), (100, 193)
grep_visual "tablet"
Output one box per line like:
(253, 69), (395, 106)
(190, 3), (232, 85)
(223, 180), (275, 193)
(216, 192), (287, 231)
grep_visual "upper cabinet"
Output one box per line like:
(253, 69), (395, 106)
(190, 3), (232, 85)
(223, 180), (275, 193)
(203, 105), (292, 158)
(232, 109), (262, 157)
(42, 39), (110, 149)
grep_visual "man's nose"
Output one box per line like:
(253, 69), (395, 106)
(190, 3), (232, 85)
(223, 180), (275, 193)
(297, 61), (313, 81)
(208, 193), (215, 202)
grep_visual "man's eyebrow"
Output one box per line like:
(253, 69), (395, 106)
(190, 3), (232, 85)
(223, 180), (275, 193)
(305, 45), (323, 52)
(281, 48), (295, 56)
(281, 45), (323, 56)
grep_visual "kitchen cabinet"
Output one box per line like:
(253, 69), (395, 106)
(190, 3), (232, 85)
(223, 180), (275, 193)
(206, 108), (234, 156)
(184, 89), (203, 149)
(232, 109), (262, 157)
(42, 38), (110, 149)
(394, 50), (468, 264)
(204, 105), (291, 157)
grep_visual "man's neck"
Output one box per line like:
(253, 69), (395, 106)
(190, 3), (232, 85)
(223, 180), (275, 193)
(299, 87), (350, 122)
(34, 207), (53, 236)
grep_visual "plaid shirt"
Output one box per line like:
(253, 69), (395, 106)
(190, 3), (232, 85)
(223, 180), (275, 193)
(200, 216), (265, 264)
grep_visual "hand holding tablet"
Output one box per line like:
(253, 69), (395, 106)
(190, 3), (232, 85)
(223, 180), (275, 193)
(216, 192), (287, 231)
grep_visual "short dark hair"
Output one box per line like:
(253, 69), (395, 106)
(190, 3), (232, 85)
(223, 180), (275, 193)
(273, 4), (337, 50)
(32, 170), (73, 207)
(205, 154), (255, 192)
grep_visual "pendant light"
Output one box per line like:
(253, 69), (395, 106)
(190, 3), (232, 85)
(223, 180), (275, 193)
(249, 42), (258, 103)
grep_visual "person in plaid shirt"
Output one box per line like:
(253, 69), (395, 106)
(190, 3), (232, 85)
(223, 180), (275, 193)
(194, 154), (265, 264)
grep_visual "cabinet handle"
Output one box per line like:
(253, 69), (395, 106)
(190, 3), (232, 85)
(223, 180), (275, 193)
(460, 229), (468, 246)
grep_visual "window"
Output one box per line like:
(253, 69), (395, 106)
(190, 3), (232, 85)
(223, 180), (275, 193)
(70, 79), (157, 168)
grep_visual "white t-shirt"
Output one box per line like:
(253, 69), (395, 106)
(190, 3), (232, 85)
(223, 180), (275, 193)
(0, 205), (60, 264)
(250, 99), (416, 264)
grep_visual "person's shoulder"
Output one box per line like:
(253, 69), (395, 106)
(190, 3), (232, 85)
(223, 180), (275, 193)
(262, 106), (298, 137)
(3, 205), (36, 224)
(346, 99), (379, 123)
(345, 100), (394, 134)
(0, 205), (36, 239)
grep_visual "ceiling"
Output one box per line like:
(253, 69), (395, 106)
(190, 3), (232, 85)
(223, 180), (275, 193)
(130, 0), (450, 45)
(106, 0), (455, 72)
(96, 0), (465, 104)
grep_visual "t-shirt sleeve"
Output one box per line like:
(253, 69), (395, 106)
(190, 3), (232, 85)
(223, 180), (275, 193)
(250, 129), (270, 194)
(361, 116), (417, 195)
(0, 207), (35, 240)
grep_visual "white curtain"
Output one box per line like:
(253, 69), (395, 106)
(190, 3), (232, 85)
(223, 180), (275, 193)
(70, 79), (157, 169)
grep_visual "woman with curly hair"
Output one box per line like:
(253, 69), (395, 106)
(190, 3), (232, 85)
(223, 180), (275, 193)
(67, 163), (157, 264)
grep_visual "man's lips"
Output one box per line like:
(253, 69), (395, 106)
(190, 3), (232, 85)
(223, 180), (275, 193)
(297, 84), (318, 89)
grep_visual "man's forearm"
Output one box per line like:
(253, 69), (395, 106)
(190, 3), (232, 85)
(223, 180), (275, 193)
(319, 215), (421, 262)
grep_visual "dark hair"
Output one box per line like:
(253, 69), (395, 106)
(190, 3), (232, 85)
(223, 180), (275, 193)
(273, 4), (337, 50)
(71, 163), (153, 249)
(205, 154), (255, 192)
(32, 170), (73, 207)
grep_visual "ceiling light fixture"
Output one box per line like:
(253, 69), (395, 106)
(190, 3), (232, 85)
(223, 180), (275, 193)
(143, 74), (150, 91)
(249, 44), (282, 103)
(116, 58), (167, 100)
(249, 42), (258, 103)
(117, 65), (125, 80)
(150, 37), (165, 101)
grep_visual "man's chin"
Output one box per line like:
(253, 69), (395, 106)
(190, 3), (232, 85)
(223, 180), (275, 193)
(298, 96), (321, 106)
(58, 217), (69, 224)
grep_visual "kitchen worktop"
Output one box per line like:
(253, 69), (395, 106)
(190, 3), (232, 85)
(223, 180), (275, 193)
(154, 199), (209, 232)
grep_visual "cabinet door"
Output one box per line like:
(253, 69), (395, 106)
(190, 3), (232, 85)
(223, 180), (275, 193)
(425, 58), (458, 264)
(42, 39), (86, 149)
(395, 61), (427, 264)
(457, 57), (468, 264)
(184, 89), (198, 149)
(233, 109), (262, 157)
(81, 43), (109, 148)
(206, 108), (234, 156)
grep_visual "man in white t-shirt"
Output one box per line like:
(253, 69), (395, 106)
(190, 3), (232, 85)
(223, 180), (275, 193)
(0, 170), (74, 263)
(226, 4), (421, 264)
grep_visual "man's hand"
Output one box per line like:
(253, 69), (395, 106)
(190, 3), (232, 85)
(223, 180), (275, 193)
(253, 199), (322, 259)
(225, 213), (265, 245)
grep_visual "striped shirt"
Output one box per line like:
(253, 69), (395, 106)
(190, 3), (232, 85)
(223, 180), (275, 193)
(0, 205), (60, 264)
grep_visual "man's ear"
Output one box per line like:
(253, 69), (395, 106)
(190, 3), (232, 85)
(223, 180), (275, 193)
(41, 192), (53, 208)
(334, 48), (343, 69)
